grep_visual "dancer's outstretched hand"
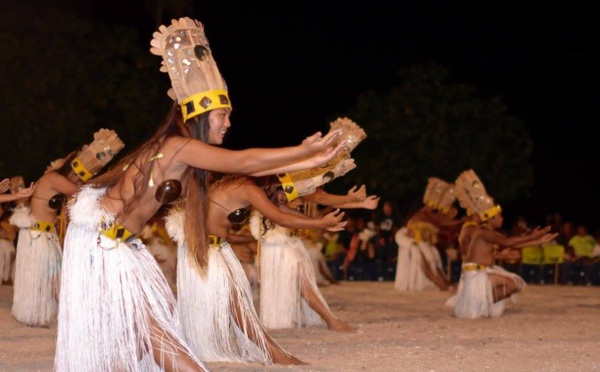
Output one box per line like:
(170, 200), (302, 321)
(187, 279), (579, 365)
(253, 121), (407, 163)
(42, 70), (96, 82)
(322, 208), (347, 232)
(347, 184), (367, 201)
(301, 129), (342, 154)
(15, 182), (36, 199)
(0, 179), (9, 194)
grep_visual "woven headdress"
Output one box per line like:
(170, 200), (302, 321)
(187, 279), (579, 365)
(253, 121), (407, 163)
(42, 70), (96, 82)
(277, 117), (366, 201)
(328, 117), (367, 155)
(423, 177), (456, 213)
(454, 169), (502, 221)
(71, 129), (125, 182)
(9, 176), (25, 194)
(278, 157), (356, 201)
(150, 17), (231, 122)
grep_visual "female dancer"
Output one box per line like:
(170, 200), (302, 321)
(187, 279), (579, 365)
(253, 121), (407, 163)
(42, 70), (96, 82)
(251, 185), (379, 332)
(447, 169), (555, 318)
(167, 173), (346, 365)
(394, 177), (464, 292)
(0, 178), (34, 203)
(54, 17), (345, 372)
(0, 180), (35, 287)
(10, 130), (123, 327)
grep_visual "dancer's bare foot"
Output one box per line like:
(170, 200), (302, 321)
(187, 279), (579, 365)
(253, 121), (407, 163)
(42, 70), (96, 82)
(327, 318), (358, 333)
(447, 284), (457, 295)
(271, 351), (308, 365)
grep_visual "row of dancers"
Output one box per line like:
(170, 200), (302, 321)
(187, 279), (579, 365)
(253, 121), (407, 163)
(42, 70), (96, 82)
(2, 15), (559, 371)
(2, 16), (380, 371)
(393, 171), (557, 319)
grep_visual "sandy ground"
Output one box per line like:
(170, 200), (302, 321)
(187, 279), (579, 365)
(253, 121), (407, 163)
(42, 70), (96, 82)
(1, 281), (599, 372)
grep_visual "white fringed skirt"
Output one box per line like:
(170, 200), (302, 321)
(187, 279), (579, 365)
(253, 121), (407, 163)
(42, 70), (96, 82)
(10, 207), (62, 327)
(259, 231), (327, 329)
(451, 262), (526, 319)
(54, 186), (205, 372)
(166, 210), (283, 365)
(394, 227), (436, 291)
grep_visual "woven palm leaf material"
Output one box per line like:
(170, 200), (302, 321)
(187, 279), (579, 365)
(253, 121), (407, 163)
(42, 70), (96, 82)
(9, 176), (25, 193)
(422, 177), (456, 213)
(278, 157), (356, 202)
(150, 17), (231, 121)
(71, 129), (125, 181)
(328, 117), (367, 154)
(277, 117), (366, 201)
(454, 169), (502, 221)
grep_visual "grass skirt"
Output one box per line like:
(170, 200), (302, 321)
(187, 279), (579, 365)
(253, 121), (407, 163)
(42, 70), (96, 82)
(10, 207), (61, 327)
(54, 186), (205, 371)
(166, 210), (280, 364)
(451, 262), (526, 319)
(250, 214), (328, 329)
(394, 227), (436, 291)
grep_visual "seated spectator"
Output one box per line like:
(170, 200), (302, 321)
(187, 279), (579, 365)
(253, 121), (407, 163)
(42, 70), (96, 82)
(562, 224), (596, 285)
(592, 230), (600, 258)
(556, 221), (575, 249)
(302, 228), (338, 287)
(322, 230), (345, 280)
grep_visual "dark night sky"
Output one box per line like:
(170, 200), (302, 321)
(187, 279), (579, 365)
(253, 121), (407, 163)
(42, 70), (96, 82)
(65, 1), (600, 230)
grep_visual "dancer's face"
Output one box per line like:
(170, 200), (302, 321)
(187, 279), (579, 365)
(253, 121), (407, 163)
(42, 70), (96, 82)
(489, 213), (504, 229)
(207, 108), (232, 145)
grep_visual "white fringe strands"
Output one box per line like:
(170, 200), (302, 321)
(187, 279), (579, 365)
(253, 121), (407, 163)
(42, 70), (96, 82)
(249, 214), (328, 329)
(450, 263), (526, 319)
(9, 206), (62, 327)
(166, 210), (277, 364)
(54, 186), (206, 371)
(394, 227), (436, 291)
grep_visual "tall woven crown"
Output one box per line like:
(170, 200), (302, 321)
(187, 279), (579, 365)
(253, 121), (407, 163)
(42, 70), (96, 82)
(70, 129), (125, 182)
(150, 17), (231, 122)
(437, 184), (456, 213)
(277, 117), (366, 201)
(454, 169), (501, 221)
(9, 176), (25, 194)
(423, 177), (456, 213)
(329, 117), (367, 154)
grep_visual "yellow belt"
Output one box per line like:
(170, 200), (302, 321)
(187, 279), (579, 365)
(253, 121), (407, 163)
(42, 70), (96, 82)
(209, 235), (224, 246)
(30, 221), (56, 233)
(462, 263), (487, 271)
(100, 222), (137, 243)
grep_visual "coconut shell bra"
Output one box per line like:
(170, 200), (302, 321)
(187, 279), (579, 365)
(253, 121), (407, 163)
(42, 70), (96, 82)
(155, 179), (182, 204)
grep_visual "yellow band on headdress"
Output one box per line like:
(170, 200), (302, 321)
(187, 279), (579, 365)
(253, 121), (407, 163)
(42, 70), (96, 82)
(479, 205), (502, 221)
(436, 204), (451, 214)
(71, 158), (93, 181)
(462, 221), (478, 229)
(181, 90), (232, 122)
(277, 173), (299, 202)
(425, 201), (436, 209)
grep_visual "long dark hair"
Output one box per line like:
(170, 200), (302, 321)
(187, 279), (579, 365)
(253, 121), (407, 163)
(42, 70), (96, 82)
(56, 150), (81, 178)
(90, 102), (213, 269)
(253, 175), (285, 234)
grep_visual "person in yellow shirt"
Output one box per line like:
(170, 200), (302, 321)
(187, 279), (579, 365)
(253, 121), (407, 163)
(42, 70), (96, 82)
(567, 225), (596, 258)
(563, 224), (596, 285)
